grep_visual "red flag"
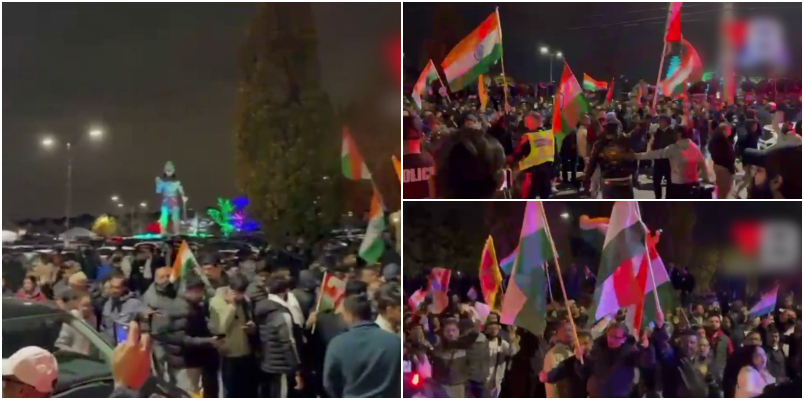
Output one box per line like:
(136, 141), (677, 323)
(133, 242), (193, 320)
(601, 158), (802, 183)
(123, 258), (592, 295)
(665, 3), (683, 43)
(605, 78), (615, 106)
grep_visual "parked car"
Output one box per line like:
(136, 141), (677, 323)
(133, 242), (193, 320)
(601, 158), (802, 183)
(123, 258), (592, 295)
(2, 297), (187, 398)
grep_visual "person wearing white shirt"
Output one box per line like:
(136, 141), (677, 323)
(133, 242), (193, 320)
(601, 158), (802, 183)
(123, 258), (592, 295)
(735, 345), (776, 398)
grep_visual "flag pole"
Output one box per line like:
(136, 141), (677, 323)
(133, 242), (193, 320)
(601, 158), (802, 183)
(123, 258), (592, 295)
(651, 2), (674, 114)
(635, 204), (662, 317)
(431, 59), (452, 102)
(544, 262), (555, 303)
(495, 7), (509, 111)
(538, 202), (584, 365)
(311, 272), (328, 334)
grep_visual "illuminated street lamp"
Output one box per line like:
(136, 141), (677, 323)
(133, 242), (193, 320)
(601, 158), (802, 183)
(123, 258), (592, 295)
(560, 212), (570, 219)
(140, 202), (147, 208)
(117, 203), (124, 208)
(40, 127), (107, 230)
(111, 195), (119, 202)
(540, 46), (563, 82)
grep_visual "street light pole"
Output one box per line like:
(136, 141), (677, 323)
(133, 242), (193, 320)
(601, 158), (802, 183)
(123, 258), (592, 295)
(65, 142), (73, 230)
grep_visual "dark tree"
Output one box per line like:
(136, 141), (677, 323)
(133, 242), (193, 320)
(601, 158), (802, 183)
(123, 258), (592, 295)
(235, 3), (340, 244)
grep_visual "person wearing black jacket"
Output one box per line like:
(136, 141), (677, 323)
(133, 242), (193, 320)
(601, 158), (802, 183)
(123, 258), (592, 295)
(709, 123), (736, 198)
(650, 115), (675, 199)
(654, 327), (717, 397)
(150, 274), (221, 397)
(253, 270), (304, 398)
(560, 128), (579, 188)
(583, 122), (638, 199)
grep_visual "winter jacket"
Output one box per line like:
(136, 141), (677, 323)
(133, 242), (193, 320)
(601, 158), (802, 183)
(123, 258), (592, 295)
(584, 135), (637, 181)
(324, 321), (401, 398)
(100, 292), (142, 344)
(466, 332), (490, 383)
(708, 132), (736, 174)
(653, 326), (710, 397)
(707, 329), (733, 383)
(577, 335), (656, 398)
(543, 342), (575, 398)
(765, 345), (787, 382)
(149, 293), (218, 369)
(652, 127), (675, 150)
(545, 355), (588, 398)
(253, 293), (303, 374)
(431, 341), (471, 386)
(209, 291), (251, 358)
(486, 337), (518, 395)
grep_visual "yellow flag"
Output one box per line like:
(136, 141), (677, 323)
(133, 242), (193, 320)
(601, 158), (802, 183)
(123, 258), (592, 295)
(479, 235), (503, 313)
(391, 155), (401, 181)
(478, 74), (488, 111)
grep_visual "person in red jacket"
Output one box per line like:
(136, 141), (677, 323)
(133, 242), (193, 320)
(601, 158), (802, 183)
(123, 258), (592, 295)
(16, 276), (47, 302)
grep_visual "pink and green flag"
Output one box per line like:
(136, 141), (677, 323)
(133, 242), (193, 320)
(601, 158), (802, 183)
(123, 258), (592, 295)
(748, 286), (778, 318)
(441, 11), (503, 92)
(341, 127), (371, 180)
(552, 61), (590, 152)
(500, 202), (551, 336)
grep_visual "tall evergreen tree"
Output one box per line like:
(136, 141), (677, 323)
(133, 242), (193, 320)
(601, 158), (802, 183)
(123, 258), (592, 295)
(235, 3), (339, 244)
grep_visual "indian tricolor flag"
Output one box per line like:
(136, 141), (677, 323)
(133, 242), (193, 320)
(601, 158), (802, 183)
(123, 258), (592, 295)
(358, 189), (385, 264)
(411, 59), (439, 109)
(588, 202), (649, 322)
(171, 240), (198, 281)
(552, 62), (590, 152)
(341, 127), (371, 180)
(748, 286), (778, 318)
(500, 202), (551, 336)
(582, 74), (608, 91)
(441, 11), (503, 92)
(318, 273), (346, 311)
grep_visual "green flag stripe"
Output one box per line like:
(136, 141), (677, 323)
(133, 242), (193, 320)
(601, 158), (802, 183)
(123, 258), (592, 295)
(447, 44), (503, 92)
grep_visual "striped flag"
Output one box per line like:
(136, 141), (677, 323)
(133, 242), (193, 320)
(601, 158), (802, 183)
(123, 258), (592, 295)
(748, 286), (778, 318)
(430, 267), (452, 314)
(341, 127), (371, 180)
(479, 235), (503, 313)
(499, 246), (517, 275)
(318, 273), (346, 311)
(441, 11), (503, 91)
(500, 202), (551, 336)
(171, 240), (198, 281)
(553, 61), (590, 152)
(582, 74), (608, 91)
(408, 289), (427, 310)
(588, 202), (649, 322)
(625, 231), (676, 336)
(579, 215), (610, 253)
(358, 189), (385, 264)
(411, 59), (439, 109)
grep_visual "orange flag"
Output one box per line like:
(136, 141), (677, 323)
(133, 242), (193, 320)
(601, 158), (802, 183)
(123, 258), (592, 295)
(391, 155), (401, 181)
(478, 74), (488, 111)
(479, 235), (503, 313)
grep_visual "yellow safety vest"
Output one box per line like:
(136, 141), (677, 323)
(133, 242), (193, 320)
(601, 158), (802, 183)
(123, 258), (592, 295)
(518, 129), (555, 170)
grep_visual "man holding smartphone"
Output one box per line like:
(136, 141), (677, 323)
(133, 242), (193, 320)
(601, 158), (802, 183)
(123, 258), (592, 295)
(210, 273), (256, 397)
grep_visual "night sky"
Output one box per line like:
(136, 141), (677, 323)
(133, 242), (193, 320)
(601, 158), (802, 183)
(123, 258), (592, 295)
(3, 3), (399, 220)
(403, 2), (802, 83)
(403, 201), (802, 278)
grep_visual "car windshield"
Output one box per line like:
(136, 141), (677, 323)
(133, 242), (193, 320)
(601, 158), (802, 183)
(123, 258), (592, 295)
(2, 312), (113, 393)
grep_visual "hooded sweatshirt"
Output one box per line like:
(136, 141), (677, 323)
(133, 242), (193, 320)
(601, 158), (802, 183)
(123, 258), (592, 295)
(637, 139), (708, 184)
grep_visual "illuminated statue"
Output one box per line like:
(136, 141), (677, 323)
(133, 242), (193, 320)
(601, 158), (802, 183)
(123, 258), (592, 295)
(155, 161), (186, 235)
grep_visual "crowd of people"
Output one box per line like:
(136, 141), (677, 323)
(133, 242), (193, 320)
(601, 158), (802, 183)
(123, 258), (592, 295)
(403, 79), (802, 199)
(3, 236), (402, 398)
(403, 264), (802, 398)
